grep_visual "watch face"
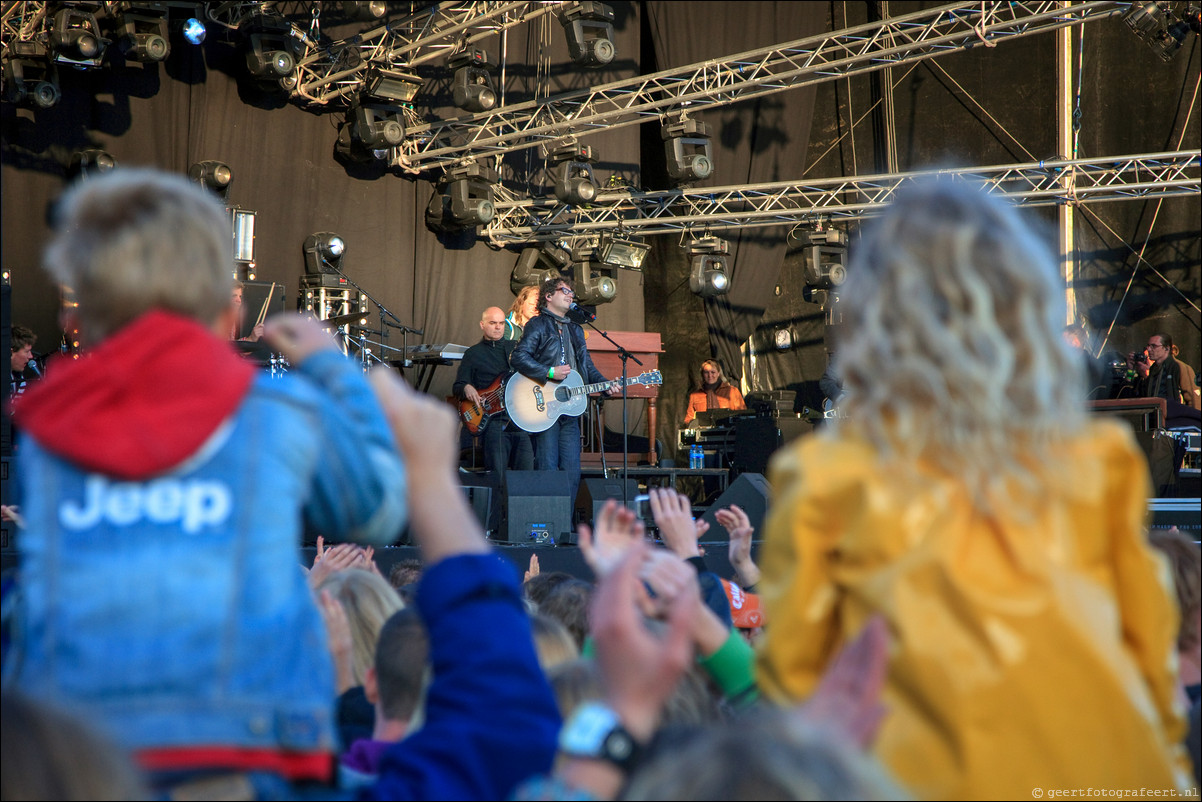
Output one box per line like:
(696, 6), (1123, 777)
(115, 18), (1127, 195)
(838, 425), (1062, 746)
(604, 729), (634, 761)
(560, 702), (622, 756)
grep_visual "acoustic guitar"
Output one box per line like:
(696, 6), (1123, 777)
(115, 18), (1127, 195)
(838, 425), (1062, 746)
(457, 374), (508, 435)
(505, 370), (663, 433)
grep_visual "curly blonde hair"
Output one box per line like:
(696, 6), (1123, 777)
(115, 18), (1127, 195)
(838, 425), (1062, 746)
(831, 177), (1087, 509)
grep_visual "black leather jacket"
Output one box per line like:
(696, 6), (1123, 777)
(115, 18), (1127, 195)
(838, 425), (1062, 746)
(510, 312), (607, 386)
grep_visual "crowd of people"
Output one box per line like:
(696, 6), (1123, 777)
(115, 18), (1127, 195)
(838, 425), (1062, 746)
(1, 166), (1199, 802)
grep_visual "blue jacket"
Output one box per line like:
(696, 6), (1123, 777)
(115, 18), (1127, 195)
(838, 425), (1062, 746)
(363, 553), (562, 801)
(6, 311), (407, 772)
(510, 312), (607, 386)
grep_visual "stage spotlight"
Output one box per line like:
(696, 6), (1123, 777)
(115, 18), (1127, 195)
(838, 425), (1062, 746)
(575, 259), (618, 306)
(50, 7), (109, 69)
(790, 227), (848, 289)
(3, 42), (60, 109)
(426, 163), (498, 231)
(598, 232), (650, 270)
(115, 6), (171, 63)
(303, 232), (346, 275)
(1122, 1), (1200, 61)
(69, 149), (118, 180)
(550, 142), (599, 205)
(447, 163), (497, 226)
(182, 17), (206, 46)
(364, 66), (423, 103)
(663, 118), (714, 185)
(335, 98), (406, 163)
(450, 48), (497, 113)
(687, 236), (731, 298)
(561, 1), (616, 67)
(244, 19), (298, 88)
(511, 243), (570, 295)
(189, 160), (233, 198)
(341, 1), (388, 21)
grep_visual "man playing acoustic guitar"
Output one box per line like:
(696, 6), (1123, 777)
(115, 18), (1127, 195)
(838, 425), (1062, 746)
(453, 306), (534, 487)
(510, 278), (620, 506)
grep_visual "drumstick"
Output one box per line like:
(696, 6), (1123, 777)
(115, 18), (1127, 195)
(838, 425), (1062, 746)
(254, 282), (277, 327)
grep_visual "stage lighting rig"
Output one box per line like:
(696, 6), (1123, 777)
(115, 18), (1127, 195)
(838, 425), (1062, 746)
(336, 98), (406, 163)
(426, 162), (498, 232)
(113, 4), (171, 63)
(50, 6), (109, 70)
(663, 117), (714, 185)
(1123, 2), (1201, 61)
(69, 149), (118, 180)
(573, 258), (618, 306)
(304, 232), (347, 276)
(550, 142), (599, 206)
(364, 66), (423, 103)
(598, 232), (650, 270)
(340, 1), (388, 21)
(189, 160), (233, 199)
(561, 1), (616, 67)
(244, 17), (300, 90)
(791, 227), (848, 290)
(511, 243), (571, 295)
(3, 42), (60, 109)
(687, 236), (731, 298)
(450, 48), (497, 113)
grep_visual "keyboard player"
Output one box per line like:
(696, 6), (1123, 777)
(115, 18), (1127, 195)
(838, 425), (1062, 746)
(684, 359), (746, 425)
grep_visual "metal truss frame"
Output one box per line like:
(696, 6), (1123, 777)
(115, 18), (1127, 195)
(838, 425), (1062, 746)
(480, 151), (1202, 245)
(391, 0), (1129, 171)
(288, 1), (565, 107)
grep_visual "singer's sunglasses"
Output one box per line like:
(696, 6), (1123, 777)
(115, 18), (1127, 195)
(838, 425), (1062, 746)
(557, 287), (575, 296)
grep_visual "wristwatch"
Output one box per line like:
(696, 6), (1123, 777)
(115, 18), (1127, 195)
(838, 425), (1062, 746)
(558, 702), (643, 772)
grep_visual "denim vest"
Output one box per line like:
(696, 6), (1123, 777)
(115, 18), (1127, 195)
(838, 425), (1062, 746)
(5, 352), (407, 756)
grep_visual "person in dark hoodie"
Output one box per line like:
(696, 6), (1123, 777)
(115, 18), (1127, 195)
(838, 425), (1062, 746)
(5, 167), (408, 798)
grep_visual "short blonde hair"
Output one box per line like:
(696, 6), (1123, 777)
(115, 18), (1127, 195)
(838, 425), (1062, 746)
(44, 167), (235, 343)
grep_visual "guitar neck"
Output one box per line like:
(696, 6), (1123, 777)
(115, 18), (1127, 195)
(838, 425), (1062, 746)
(573, 376), (636, 396)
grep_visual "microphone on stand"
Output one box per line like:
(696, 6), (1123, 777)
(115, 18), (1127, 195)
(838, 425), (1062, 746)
(567, 302), (596, 324)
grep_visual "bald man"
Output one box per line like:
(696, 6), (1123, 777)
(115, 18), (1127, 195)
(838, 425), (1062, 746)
(453, 306), (534, 489)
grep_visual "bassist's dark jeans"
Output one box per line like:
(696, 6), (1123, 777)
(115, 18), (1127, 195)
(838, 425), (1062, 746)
(533, 415), (582, 506)
(483, 416), (535, 479)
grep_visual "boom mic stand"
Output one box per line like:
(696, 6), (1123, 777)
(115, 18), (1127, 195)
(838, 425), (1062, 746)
(573, 310), (642, 509)
(325, 263), (423, 378)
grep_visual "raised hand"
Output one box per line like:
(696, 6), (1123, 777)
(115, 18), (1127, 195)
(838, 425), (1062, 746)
(649, 487), (701, 560)
(578, 498), (645, 578)
(717, 505), (760, 588)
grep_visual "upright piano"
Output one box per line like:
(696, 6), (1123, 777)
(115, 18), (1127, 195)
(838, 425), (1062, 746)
(582, 330), (664, 467)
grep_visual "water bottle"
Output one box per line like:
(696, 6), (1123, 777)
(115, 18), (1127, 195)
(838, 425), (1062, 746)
(690, 445), (702, 470)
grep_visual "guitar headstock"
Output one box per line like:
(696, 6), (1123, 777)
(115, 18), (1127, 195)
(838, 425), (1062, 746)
(637, 370), (663, 386)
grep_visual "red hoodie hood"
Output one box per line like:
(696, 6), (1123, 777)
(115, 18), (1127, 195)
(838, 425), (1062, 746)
(13, 309), (256, 480)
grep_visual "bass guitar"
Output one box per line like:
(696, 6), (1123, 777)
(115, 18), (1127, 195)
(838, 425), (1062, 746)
(457, 374), (508, 435)
(505, 370), (663, 433)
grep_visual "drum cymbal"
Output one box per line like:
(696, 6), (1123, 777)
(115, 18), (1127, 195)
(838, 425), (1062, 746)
(323, 312), (370, 327)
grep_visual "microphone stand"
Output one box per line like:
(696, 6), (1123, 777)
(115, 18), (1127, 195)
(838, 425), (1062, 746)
(324, 263), (423, 379)
(575, 313), (642, 508)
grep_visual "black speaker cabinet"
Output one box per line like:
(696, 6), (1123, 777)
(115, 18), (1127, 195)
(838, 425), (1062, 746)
(695, 472), (771, 543)
(505, 470), (572, 545)
(731, 417), (809, 475)
(576, 477), (639, 527)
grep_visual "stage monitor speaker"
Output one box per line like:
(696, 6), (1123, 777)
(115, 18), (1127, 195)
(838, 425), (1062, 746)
(576, 477), (639, 527)
(460, 484), (493, 535)
(505, 470), (572, 545)
(695, 472), (771, 543)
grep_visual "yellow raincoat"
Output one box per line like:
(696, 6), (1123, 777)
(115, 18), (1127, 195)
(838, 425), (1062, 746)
(756, 419), (1195, 800)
